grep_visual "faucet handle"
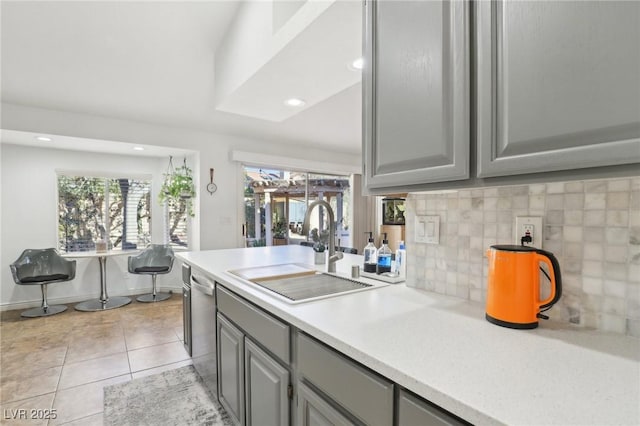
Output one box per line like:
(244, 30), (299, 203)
(329, 251), (344, 262)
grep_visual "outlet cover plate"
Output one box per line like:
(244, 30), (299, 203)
(515, 216), (543, 247)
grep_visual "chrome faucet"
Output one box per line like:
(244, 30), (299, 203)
(302, 200), (343, 273)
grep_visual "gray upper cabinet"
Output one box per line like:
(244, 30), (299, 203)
(363, 0), (471, 190)
(363, 0), (640, 193)
(476, 0), (640, 177)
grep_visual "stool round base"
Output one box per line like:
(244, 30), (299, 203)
(136, 293), (171, 303)
(21, 305), (67, 318)
(75, 296), (132, 312)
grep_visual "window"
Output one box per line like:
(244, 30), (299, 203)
(57, 174), (152, 252)
(164, 198), (189, 248)
(243, 167), (352, 249)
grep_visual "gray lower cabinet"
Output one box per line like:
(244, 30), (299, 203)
(297, 332), (394, 426)
(217, 285), (290, 363)
(244, 338), (290, 426)
(297, 382), (354, 426)
(217, 285), (292, 426)
(363, 0), (470, 189)
(216, 286), (467, 425)
(398, 389), (466, 426)
(217, 313), (245, 426)
(476, 0), (640, 178)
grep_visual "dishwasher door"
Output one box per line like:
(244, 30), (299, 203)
(191, 273), (217, 397)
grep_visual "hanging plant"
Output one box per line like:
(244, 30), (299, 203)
(159, 156), (196, 217)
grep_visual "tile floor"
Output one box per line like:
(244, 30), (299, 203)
(0, 294), (191, 425)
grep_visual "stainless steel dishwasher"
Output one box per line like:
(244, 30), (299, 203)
(190, 269), (218, 397)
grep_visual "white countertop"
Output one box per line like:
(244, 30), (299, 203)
(177, 245), (640, 426)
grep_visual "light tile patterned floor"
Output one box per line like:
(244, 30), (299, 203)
(0, 294), (190, 425)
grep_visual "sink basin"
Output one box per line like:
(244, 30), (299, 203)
(252, 273), (375, 302)
(228, 264), (387, 303)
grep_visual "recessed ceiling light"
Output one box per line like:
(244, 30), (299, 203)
(133, 146), (145, 151)
(35, 136), (52, 142)
(350, 57), (364, 70)
(284, 98), (306, 107)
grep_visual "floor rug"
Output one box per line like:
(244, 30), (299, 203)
(104, 365), (232, 426)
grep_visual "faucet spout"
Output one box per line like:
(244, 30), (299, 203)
(302, 200), (342, 273)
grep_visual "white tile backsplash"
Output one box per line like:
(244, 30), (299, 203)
(406, 177), (640, 337)
(585, 193), (606, 209)
(607, 192), (630, 209)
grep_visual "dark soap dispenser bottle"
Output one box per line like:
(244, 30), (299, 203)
(376, 233), (392, 274)
(363, 232), (378, 273)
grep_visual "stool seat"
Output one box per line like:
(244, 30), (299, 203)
(10, 248), (76, 318)
(134, 266), (170, 274)
(128, 244), (174, 303)
(20, 274), (70, 283)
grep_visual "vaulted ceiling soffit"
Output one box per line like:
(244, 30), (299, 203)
(214, 0), (362, 122)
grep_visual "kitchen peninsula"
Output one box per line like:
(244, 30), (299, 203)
(177, 245), (639, 426)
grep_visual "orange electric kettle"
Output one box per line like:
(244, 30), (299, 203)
(485, 245), (562, 329)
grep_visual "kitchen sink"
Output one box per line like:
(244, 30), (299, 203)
(252, 273), (374, 302)
(228, 264), (387, 303)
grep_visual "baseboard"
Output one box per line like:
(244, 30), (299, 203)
(0, 286), (183, 312)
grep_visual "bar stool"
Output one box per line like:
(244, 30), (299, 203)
(128, 244), (174, 303)
(10, 248), (76, 318)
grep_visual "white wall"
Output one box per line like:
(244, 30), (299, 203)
(0, 102), (362, 310)
(0, 144), (182, 309)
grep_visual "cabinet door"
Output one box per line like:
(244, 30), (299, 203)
(476, 0), (640, 177)
(297, 382), (354, 426)
(363, 0), (470, 190)
(217, 313), (245, 426)
(244, 338), (290, 426)
(297, 333), (393, 426)
(398, 389), (465, 426)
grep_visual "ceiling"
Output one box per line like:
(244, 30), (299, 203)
(0, 0), (363, 156)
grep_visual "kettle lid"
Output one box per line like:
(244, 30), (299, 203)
(490, 244), (537, 252)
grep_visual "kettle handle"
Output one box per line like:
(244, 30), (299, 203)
(535, 249), (563, 310)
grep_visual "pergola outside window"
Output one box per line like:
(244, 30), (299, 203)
(243, 168), (351, 249)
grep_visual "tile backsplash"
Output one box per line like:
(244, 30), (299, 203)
(405, 177), (640, 337)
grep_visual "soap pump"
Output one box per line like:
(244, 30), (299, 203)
(376, 233), (392, 274)
(363, 232), (377, 273)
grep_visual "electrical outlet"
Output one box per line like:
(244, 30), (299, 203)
(515, 216), (542, 247)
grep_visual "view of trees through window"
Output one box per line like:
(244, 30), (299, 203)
(243, 167), (352, 249)
(57, 175), (151, 252)
(166, 199), (189, 248)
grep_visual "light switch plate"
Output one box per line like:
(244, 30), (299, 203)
(415, 215), (439, 244)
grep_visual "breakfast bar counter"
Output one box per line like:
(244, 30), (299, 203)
(177, 245), (640, 426)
